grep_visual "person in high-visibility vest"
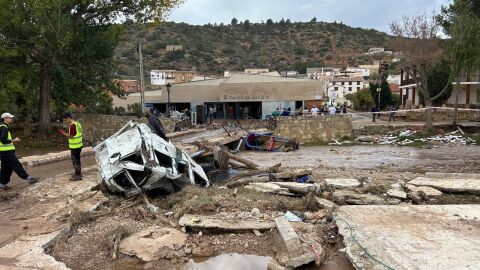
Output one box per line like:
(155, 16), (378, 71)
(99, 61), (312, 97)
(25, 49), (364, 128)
(0, 113), (39, 189)
(58, 113), (83, 181)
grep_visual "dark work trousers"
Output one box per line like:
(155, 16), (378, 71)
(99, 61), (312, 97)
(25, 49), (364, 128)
(0, 153), (29, 185)
(70, 148), (82, 176)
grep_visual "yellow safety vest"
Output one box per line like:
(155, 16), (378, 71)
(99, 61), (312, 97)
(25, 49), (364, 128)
(68, 121), (83, 149)
(0, 124), (15, 151)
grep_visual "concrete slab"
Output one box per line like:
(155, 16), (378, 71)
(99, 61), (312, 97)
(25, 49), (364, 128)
(179, 213), (275, 231)
(405, 184), (443, 197)
(335, 205), (480, 270)
(271, 182), (320, 194)
(408, 177), (480, 193)
(386, 189), (407, 200)
(325, 178), (361, 189)
(425, 172), (480, 179)
(314, 197), (337, 212)
(274, 216), (303, 258)
(333, 190), (400, 205)
(245, 183), (295, 196)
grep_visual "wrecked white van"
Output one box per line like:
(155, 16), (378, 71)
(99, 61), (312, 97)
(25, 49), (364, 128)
(93, 121), (209, 196)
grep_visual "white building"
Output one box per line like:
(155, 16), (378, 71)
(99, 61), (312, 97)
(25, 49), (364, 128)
(150, 70), (175, 85)
(327, 77), (366, 105)
(307, 67), (341, 78)
(345, 67), (370, 78)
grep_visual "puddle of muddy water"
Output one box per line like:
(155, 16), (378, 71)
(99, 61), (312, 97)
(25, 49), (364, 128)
(185, 253), (271, 270)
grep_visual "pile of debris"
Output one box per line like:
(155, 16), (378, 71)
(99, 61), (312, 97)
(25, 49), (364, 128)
(357, 128), (477, 146)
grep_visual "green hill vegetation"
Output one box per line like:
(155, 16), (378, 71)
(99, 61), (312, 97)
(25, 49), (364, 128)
(114, 19), (391, 77)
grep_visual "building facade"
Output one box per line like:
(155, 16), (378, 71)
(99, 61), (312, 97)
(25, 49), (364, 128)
(399, 67), (480, 108)
(114, 73), (326, 120)
(327, 77), (366, 106)
(150, 70), (197, 85)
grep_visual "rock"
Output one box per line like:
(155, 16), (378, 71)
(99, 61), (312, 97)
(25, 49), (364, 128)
(180, 227), (187, 233)
(314, 197), (337, 211)
(271, 182), (320, 194)
(184, 247), (192, 254)
(408, 177), (480, 193)
(164, 211), (174, 217)
(333, 190), (400, 205)
(198, 231), (203, 237)
(179, 213), (275, 231)
(325, 178), (361, 189)
(251, 208), (261, 217)
(119, 227), (187, 262)
(244, 243), (249, 248)
(304, 210), (328, 221)
(386, 189), (408, 200)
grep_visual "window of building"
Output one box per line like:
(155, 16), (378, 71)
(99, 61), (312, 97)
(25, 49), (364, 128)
(341, 82), (345, 85)
(349, 82), (352, 85)
(334, 87), (338, 91)
(349, 87), (352, 91)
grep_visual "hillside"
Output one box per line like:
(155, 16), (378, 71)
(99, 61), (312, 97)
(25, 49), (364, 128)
(114, 20), (391, 77)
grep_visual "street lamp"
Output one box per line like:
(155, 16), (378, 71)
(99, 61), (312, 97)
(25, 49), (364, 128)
(376, 88), (381, 109)
(166, 83), (172, 117)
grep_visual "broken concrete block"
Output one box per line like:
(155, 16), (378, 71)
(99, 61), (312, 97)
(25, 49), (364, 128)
(119, 227), (187, 262)
(274, 216), (303, 258)
(179, 213), (275, 231)
(271, 182), (320, 194)
(333, 190), (400, 205)
(335, 205), (480, 270)
(245, 182), (295, 196)
(425, 172), (480, 180)
(314, 197), (337, 212)
(406, 184), (443, 197)
(408, 177), (480, 193)
(386, 189), (408, 200)
(325, 178), (361, 189)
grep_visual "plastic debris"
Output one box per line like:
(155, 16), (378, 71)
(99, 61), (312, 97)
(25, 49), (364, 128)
(284, 211), (303, 222)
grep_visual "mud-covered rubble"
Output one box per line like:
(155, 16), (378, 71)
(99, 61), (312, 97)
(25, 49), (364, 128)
(356, 129), (477, 146)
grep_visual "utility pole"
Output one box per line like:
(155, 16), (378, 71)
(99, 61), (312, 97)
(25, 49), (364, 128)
(138, 39), (145, 112)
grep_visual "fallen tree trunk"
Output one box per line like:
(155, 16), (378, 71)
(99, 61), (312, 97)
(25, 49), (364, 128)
(223, 163), (282, 187)
(225, 151), (259, 170)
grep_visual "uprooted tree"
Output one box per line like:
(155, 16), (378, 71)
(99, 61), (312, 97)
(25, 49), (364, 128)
(0, 0), (184, 134)
(389, 13), (451, 128)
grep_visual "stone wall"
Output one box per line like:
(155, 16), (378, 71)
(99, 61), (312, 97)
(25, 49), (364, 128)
(72, 113), (146, 143)
(274, 115), (353, 144)
(404, 110), (480, 122)
(71, 114), (178, 144)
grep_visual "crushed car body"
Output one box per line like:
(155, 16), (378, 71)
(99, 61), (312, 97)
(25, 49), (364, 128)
(93, 121), (209, 196)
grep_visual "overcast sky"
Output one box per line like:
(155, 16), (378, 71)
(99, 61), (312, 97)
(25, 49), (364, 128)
(169, 0), (451, 33)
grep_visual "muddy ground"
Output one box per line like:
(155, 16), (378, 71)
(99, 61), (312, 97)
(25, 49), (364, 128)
(1, 128), (479, 270)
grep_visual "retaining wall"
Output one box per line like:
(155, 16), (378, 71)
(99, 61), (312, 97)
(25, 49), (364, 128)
(71, 113), (178, 143)
(274, 115), (353, 144)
